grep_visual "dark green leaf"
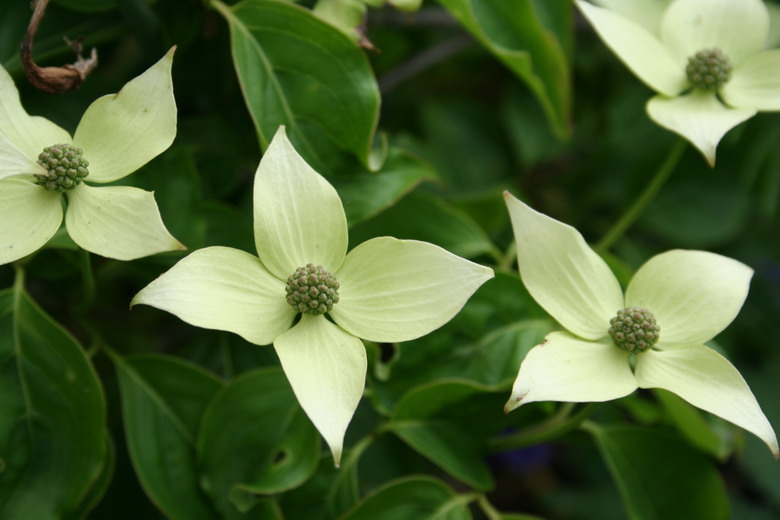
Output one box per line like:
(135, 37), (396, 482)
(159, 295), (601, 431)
(437, 0), (570, 138)
(654, 389), (731, 461)
(213, 0), (380, 170)
(339, 476), (472, 520)
(0, 285), (106, 519)
(112, 353), (223, 520)
(586, 423), (729, 520)
(198, 367), (320, 518)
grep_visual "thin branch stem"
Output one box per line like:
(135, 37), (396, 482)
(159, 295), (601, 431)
(487, 402), (598, 453)
(595, 139), (687, 252)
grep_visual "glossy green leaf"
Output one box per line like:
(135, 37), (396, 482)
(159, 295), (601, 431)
(586, 423), (729, 520)
(213, 0), (380, 170)
(112, 353), (223, 520)
(333, 148), (438, 226)
(437, 0), (571, 138)
(340, 476), (472, 520)
(389, 380), (507, 490)
(0, 285), (106, 519)
(198, 367), (320, 518)
(349, 191), (498, 259)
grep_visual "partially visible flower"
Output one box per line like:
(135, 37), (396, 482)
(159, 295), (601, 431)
(578, 0), (780, 166)
(133, 127), (494, 465)
(0, 48), (182, 265)
(503, 192), (778, 457)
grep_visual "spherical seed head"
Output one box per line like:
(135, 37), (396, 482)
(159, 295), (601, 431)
(35, 144), (89, 192)
(686, 48), (732, 90)
(608, 307), (660, 353)
(285, 264), (340, 315)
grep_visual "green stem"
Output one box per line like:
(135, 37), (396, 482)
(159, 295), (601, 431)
(487, 402), (598, 453)
(595, 139), (687, 252)
(498, 240), (517, 272)
(476, 494), (503, 520)
(77, 249), (96, 310)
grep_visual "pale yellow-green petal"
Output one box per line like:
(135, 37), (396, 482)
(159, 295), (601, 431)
(625, 250), (752, 348)
(132, 246), (295, 345)
(576, 1), (687, 96)
(646, 91), (755, 166)
(0, 132), (45, 180)
(0, 179), (62, 265)
(73, 48), (176, 183)
(591, 0), (672, 37)
(721, 50), (780, 111)
(504, 192), (623, 341)
(0, 66), (71, 158)
(767, 2), (780, 48)
(504, 331), (637, 413)
(273, 314), (366, 467)
(253, 126), (348, 279)
(636, 346), (778, 458)
(329, 237), (494, 343)
(65, 183), (183, 260)
(661, 0), (769, 65)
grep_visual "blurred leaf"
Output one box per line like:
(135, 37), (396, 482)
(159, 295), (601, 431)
(389, 380), (509, 490)
(349, 190), (498, 259)
(198, 367), (320, 518)
(213, 0), (380, 170)
(437, 0), (570, 138)
(586, 423), (729, 520)
(339, 476), (472, 520)
(0, 285), (106, 518)
(64, 433), (116, 520)
(112, 353), (223, 520)
(334, 147), (438, 226)
(654, 389), (732, 462)
(52, 0), (118, 12)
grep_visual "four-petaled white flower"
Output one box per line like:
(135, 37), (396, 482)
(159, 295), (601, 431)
(0, 48), (182, 265)
(503, 192), (778, 458)
(578, 0), (780, 166)
(133, 127), (494, 465)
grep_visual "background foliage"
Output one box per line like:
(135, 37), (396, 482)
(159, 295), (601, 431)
(1, 0), (779, 518)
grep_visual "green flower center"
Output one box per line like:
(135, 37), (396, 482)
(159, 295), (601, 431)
(608, 307), (660, 353)
(35, 144), (90, 192)
(285, 264), (340, 315)
(685, 48), (732, 90)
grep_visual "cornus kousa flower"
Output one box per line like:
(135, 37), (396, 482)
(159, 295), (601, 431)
(133, 127), (494, 465)
(0, 48), (182, 265)
(577, 0), (780, 166)
(503, 192), (778, 457)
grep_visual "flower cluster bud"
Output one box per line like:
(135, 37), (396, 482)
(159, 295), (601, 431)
(686, 48), (732, 90)
(285, 264), (339, 315)
(608, 307), (660, 353)
(35, 144), (89, 192)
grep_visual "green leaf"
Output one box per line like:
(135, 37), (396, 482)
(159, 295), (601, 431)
(389, 380), (509, 490)
(0, 284), (106, 519)
(349, 191), (498, 259)
(112, 353), (223, 520)
(586, 423), (730, 520)
(437, 0), (571, 138)
(64, 433), (116, 520)
(198, 367), (320, 518)
(340, 476), (472, 520)
(213, 0), (380, 170)
(334, 147), (438, 226)
(654, 389), (731, 461)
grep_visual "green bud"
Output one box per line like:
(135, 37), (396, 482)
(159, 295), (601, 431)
(35, 144), (90, 192)
(608, 307), (660, 353)
(285, 264), (339, 315)
(686, 48), (732, 90)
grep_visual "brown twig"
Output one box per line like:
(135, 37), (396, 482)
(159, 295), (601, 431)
(20, 0), (98, 93)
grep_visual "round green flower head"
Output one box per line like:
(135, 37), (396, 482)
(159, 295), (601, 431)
(608, 307), (660, 353)
(35, 144), (90, 192)
(685, 48), (732, 91)
(285, 264), (340, 315)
